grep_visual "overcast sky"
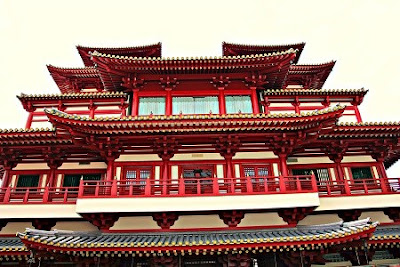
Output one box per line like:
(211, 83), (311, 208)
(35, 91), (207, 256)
(0, 0), (399, 175)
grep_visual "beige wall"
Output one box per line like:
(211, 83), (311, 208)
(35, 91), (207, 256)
(0, 222), (33, 235)
(359, 211), (392, 223)
(298, 214), (341, 225)
(172, 153), (223, 161)
(111, 216), (159, 230)
(52, 221), (98, 231)
(239, 212), (285, 227)
(172, 215), (226, 229)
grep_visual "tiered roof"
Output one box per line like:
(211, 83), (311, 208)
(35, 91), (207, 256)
(76, 43), (162, 67)
(47, 42), (335, 92)
(286, 61), (336, 89)
(222, 42), (305, 63)
(17, 219), (377, 256)
(47, 65), (101, 94)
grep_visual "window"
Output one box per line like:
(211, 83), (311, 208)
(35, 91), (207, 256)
(172, 97), (219, 114)
(125, 167), (152, 185)
(351, 167), (373, 180)
(243, 166), (270, 177)
(16, 175), (40, 188)
(63, 173), (102, 187)
(138, 97), (165, 115)
(226, 95), (252, 114)
(292, 168), (330, 184)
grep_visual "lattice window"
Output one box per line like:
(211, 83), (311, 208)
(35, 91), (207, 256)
(372, 250), (395, 260)
(351, 167), (373, 180)
(16, 175), (40, 188)
(323, 253), (346, 262)
(63, 173), (102, 187)
(125, 167), (152, 185)
(292, 168), (330, 184)
(243, 166), (270, 177)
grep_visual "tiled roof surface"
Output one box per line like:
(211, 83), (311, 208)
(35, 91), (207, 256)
(222, 42), (305, 63)
(17, 219), (376, 253)
(18, 91), (127, 100)
(264, 88), (368, 96)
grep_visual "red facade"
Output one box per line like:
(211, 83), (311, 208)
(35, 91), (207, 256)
(0, 42), (400, 266)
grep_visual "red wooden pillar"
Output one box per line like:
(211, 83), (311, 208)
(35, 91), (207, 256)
(263, 96), (270, 114)
(250, 87), (260, 114)
(25, 111), (34, 129)
(278, 154), (288, 176)
(224, 154), (234, 178)
(334, 160), (344, 181)
(47, 162), (62, 187)
(106, 158), (115, 181)
(160, 154), (173, 194)
(353, 105), (362, 122)
(292, 99), (300, 114)
(218, 88), (226, 114)
(132, 89), (139, 116)
(165, 88), (172, 116)
(1, 166), (13, 188)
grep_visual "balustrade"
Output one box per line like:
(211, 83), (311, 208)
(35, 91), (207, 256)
(0, 176), (399, 204)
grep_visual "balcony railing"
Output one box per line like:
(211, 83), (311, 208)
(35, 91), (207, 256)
(0, 176), (399, 204)
(78, 175), (317, 198)
(0, 187), (79, 204)
(317, 177), (400, 197)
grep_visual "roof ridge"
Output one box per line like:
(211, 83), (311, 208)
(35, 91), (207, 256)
(76, 42), (162, 50)
(0, 127), (55, 134)
(90, 48), (298, 61)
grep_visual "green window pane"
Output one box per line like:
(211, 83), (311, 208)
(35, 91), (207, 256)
(173, 97), (219, 115)
(351, 167), (373, 179)
(16, 175), (40, 187)
(226, 96), (252, 113)
(63, 174), (81, 187)
(138, 97), (165, 115)
(83, 174), (102, 180)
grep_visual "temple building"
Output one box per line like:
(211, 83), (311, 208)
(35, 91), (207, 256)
(1, 42), (400, 266)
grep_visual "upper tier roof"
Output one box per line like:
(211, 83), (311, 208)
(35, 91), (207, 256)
(47, 65), (102, 94)
(76, 43), (162, 67)
(286, 61), (336, 89)
(90, 49), (297, 90)
(223, 42), (305, 64)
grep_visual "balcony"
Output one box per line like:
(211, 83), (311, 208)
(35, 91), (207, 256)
(0, 177), (399, 205)
(78, 175), (317, 198)
(0, 186), (79, 204)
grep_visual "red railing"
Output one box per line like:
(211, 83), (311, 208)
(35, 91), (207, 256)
(318, 177), (400, 197)
(78, 175), (318, 198)
(1, 176), (398, 203)
(0, 187), (79, 204)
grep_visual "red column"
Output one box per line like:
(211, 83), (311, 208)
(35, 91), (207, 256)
(160, 155), (172, 195)
(279, 154), (288, 176)
(218, 88), (226, 114)
(106, 158), (115, 181)
(263, 96), (270, 114)
(334, 160), (344, 180)
(132, 89), (139, 116)
(1, 166), (12, 188)
(89, 107), (96, 119)
(353, 105), (362, 122)
(250, 87), (260, 114)
(25, 111), (34, 129)
(292, 102), (300, 114)
(165, 88), (172, 116)
(224, 154), (234, 178)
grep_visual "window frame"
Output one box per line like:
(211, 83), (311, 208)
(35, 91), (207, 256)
(122, 166), (154, 183)
(172, 96), (219, 115)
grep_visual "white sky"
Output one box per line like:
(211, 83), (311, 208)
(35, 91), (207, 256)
(0, 0), (399, 175)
